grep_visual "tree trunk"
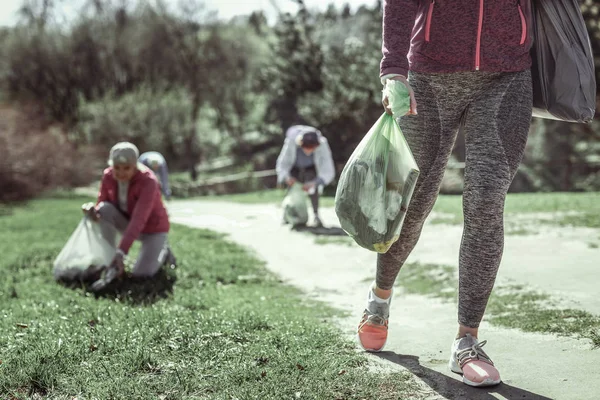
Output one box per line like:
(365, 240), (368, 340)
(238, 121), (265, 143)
(188, 91), (202, 181)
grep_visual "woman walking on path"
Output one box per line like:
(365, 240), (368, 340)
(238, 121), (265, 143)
(358, 0), (534, 387)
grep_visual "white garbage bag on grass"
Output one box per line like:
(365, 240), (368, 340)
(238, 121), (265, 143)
(53, 217), (116, 282)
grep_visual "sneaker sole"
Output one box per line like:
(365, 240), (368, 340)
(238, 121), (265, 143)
(462, 375), (502, 387)
(448, 359), (502, 387)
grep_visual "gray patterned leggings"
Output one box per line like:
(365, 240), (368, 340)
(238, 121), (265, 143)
(376, 70), (533, 328)
(97, 202), (169, 278)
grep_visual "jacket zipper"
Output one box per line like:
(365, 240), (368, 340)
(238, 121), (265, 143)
(425, 0), (435, 42)
(518, 2), (526, 45)
(475, 0), (484, 70)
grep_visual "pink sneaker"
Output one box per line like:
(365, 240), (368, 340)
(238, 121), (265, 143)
(449, 334), (501, 387)
(357, 311), (388, 352)
(357, 283), (391, 352)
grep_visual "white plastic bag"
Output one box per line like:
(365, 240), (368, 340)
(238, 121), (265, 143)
(53, 217), (116, 281)
(282, 183), (309, 226)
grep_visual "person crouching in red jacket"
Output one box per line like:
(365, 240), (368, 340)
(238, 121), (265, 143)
(82, 142), (176, 281)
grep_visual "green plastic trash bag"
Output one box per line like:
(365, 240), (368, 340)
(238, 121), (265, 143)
(282, 183), (309, 226)
(53, 216), (116, 282)
(335, 80), (419, 253)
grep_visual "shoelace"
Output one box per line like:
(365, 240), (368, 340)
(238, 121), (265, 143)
(367, 314), (386, 325)
(359, 310), (387, 327)
(456, 340), (494, 368)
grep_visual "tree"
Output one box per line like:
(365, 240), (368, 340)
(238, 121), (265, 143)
(263, 0), (324, 133)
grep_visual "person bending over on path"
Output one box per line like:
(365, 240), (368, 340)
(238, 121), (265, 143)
(276, 125), (335, 228)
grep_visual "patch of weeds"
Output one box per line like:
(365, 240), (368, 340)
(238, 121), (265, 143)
(489, 299), (600, 340)
(505, 224), (538, 236)
(541, 213), (600, 229)
(429, 213), (462, 226)
(397, 263), (457, 300)
(314, 236), (355, 246)
(591, 330), (600, 349)
(396, 262), (600, 347)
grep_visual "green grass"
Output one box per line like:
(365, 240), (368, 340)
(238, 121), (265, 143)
(396, 264), (457, 301)
(547, 213), (600, 229)
(431, 192), (600, 228)
(0, 199), (419, 399)
(396, 262), (600, 348)
(505, 192), (600, 229)
(431, 191), (600, 215)
(504, 192), (600, 214)
(195, 190), (600, 228)
(198, 188), (336, 207)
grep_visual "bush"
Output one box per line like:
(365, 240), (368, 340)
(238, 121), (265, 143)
(74, 86), (221, 171)
(0, 105), (100, 202)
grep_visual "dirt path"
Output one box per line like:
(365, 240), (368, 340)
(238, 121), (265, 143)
(169, 200), (600, 400)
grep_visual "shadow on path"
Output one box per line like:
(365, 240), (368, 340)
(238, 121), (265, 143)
(374, 351), (554, 400)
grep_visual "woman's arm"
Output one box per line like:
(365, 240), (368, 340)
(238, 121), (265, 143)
(275, 138), (296, 184)
(380, 0), (419, 79)
(118, 178), (158, 254)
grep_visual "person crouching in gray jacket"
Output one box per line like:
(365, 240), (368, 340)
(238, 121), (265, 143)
(275, 126), (335, 227)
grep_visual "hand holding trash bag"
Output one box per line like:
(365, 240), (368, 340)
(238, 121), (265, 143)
(382, 75), (417, 116)
(286, 177), (297, 187)
(89, 252), (125, 292)
(282, 183), (310, 227)
(81, 202), (99, 222)
(335, 79), (420, 253)
(110, 252), (125, 276)
(302, 181), (316, 192)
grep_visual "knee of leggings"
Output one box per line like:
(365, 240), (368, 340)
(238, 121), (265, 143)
(463, 186), (507, 220)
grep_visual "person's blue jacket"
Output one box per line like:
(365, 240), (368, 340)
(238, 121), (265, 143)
(139, 151), (171, 199)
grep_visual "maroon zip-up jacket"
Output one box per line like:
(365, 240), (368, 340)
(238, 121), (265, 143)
(381, 0), (534, 78)
(95, 166), (170, 254)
